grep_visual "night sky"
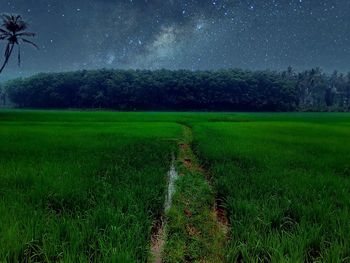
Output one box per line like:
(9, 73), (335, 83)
(1, 0), (350, 79)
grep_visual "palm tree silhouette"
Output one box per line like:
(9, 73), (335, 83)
(0, 14), (38, 74)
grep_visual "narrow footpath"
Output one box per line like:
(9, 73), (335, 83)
(150, 124), (228, 263)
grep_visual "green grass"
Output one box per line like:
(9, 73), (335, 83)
(1, 110), (350, 262)
(0, 115), (181, 262)
(193, 117), (350, 262)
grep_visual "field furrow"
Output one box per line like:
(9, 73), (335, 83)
(163, 124), (227, 263)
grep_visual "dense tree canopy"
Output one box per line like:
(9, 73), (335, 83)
(3, 68), (350, 111)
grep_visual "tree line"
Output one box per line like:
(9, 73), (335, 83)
(1, 67), (349, 111)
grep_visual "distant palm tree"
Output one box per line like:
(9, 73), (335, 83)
(0, 14), (38, 74)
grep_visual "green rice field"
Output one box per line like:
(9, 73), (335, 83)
(0, 110), (349, 262)
(193, 120), (350, 262)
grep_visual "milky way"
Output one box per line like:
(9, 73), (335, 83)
(1, 0), (349, 79)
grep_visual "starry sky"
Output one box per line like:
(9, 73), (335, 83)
(0, 0), (349, 79)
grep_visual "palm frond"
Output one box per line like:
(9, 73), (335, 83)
(14, 15), (21, 23)
(17, 20), (28, 31)
(4, 42), (11, 58)
(21, 38), (39, 49)
(17, 32), (35, 37)
(1, 13), (27, 32)
(2, 14), (12, 23)
(0, 28), (9, 34)
(17, 45), (21, 66)
(0, 32), (10, 40)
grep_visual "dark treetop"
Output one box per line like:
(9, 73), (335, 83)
(4, 68), (350, 111)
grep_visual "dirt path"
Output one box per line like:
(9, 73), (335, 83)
(150, 220), (165, 263)
(161, 124), (229, 262)
(149, 124), (229, 262)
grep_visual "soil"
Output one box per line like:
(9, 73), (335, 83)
(150, 219), (165, 263)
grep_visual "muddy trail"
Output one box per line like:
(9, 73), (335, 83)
(150, 124), (229, 263)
